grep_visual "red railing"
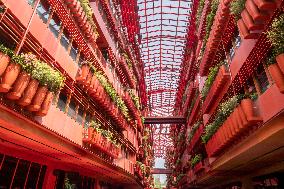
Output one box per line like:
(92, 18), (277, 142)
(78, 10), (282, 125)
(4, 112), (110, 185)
(187, 124), (204, 152)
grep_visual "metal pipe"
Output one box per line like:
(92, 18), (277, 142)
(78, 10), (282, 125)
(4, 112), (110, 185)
(15, 0), (41, 55)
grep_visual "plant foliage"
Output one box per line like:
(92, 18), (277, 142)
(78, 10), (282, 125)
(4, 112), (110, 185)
(191, 154), (202, 167)
(267, 14), (284, 57)
(230, 0), (246, 21)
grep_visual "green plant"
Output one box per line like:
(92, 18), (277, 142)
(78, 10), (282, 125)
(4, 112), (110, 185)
(267, 14), (284, 56)
(188, 121), (202, 142)
(230, 0), (246, 21)
(196, 0), (205, 29)
(191, 154), (202, 167)
(265, 49), (277, 66)
(201, 61), (224, 99)
(11, 54), (24, 65)
(21, 53), (37, 74)
(0, 43), (14, 57)
(128, 89), (140, 110)
(204, 0), (219, 42)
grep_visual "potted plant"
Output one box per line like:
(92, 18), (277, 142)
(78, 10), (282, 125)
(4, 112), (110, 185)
(267, 14), (284, 74)
(6, 53), (37, 100)
(0, 43), (14, 76)
(76, 60), (91, 84)
(0, 54), (23, 92)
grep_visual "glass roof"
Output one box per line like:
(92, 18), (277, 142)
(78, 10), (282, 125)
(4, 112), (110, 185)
(137, 0), (193, 157)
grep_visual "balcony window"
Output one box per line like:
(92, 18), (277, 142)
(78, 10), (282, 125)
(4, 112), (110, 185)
(49, 13), (61, 38)
(36, 0), (51, 24)
(60, 29), (70, 50)
(67, 98), (76, 119)
(77, 106), (84, 125)
(229, 34), (242, 60)
(70, 42), (78, 61)
(57, 93), (67, 112)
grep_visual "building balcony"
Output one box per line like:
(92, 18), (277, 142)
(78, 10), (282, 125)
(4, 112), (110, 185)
(187, 124), (204, 153)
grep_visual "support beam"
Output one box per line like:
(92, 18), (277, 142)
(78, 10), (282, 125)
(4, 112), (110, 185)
(144, 116), (186, 124)
(151, 168), (172, 174)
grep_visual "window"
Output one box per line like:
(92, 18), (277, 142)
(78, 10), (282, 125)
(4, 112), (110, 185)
(67, 98), (77, 119)
(77, 106), (84, 125)
(49, 13), (61, 38)
(229, 34), (242, 60)
(36, 0), (51, 24)
(60, 29), (70, 50)
(57, 93), (67, 112)
(0, 154), (46, 189)
(70, 42), (78, 61)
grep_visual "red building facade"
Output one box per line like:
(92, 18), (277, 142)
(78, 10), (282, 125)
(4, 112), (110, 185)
(0, 0), (153, 188)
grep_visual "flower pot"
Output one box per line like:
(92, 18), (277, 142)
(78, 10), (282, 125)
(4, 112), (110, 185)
(0, 62), (21, 93)
(6, 71), (31, 100)
(246, 0), (270, 22)
(276, 53), (284, 74)
(237, 19), (259, 39)
(253, 0), (277, 11)
(18, 79), (39, 106)
(241, 99), (253, 117)
(241, 9), (264, 30)
(76, 64), (90, 84)
(84, 71), (93, 86)
(27, 85), (48, 112)
(268, 63), (284, 93)
(36, 91), (53, 116)
(0, 52), (10, 76)
(237, 106), (249, 129)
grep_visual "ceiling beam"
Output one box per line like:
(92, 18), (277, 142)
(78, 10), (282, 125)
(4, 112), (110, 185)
(144, 116), (186, 124)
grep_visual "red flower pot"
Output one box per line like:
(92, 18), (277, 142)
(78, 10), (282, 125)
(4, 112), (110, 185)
(268, 63), (284, 93)
(0, 52), (10, 76)
(245, 0), (270, 22)
(253, 0), (277, 11)
(276, 53), (284, 75)
(241, 9), (264, 30)
(76, 64), (90, 84)
(27, 85), (48, 112)
(0, 62), (21, 92)
(36, 91), (53, 116)
(6, 71), (31, 100)
(237, 19), (259, 39)
(18, 79), (39, 106)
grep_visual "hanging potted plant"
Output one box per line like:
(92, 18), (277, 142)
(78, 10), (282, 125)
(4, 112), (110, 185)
(267, 14), (284, 74)
(0, 43), (14, 76)
(6, 53), (36, 100)
(0, 54), (24, 92)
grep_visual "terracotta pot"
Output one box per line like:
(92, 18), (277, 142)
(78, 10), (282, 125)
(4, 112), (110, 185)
(0, 52), (10, 76)
(36, 91), (54, 116)
(18, 79), (39, 106)
(237, 106), (249, 129)
(268, 63), (284, 93)
(27, 85), (48, 112)
(237, 19), (259, 39)
(246, 0), (270, 22)
(76, 64), (90, 84)
(6, 71), (31, 100)
(240, 98), (255, 121)
(276, 53), (284, 74)
(241, 9), (264, 30)
(84, 71), (93, 86)
(0, 62), (21, 93)
(253, 0), (277, 11)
